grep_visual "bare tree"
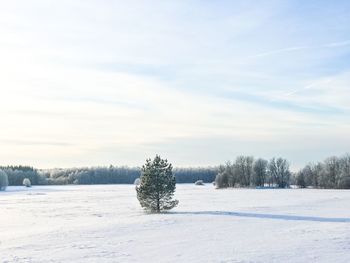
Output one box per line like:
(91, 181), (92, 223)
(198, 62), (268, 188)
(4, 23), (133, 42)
(338, 154), (350, 188)
(253, 158), (268, 187)
(320, 157), (340, 188)
(234, 156), (254, 187)
(268, 157), (290, 188)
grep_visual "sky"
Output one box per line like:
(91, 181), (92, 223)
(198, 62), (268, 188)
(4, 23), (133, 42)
(0, 0), (350, 170)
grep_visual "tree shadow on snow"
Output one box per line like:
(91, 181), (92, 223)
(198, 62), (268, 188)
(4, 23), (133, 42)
(167, 211), (350, 223)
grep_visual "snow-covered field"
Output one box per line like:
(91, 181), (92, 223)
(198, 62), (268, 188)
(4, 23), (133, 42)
(1, 185), (350, 263)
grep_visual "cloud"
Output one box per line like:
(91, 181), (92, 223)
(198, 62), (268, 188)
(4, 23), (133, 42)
(0, 139), (73, 146)
(0, 0), (350, 168)
(248, 39), (350, 59)
(248, 46), (309, 58)
(323, 40), (350, 48)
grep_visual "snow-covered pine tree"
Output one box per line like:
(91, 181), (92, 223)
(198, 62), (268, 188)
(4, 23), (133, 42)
(136, 155), (178, 212)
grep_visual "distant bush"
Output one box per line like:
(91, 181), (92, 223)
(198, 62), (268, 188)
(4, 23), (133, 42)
(134, 178), (141, 185)
(0, 170), (9, 191)
(194, 180), (204, 185)
(23, 178), (31, 187)
(338, 177), (350, 189)
(215, 165), (230, 188)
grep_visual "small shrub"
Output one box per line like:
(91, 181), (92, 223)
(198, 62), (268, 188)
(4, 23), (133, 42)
(194, 180), (204, 186)
(338, 177), (350, 189)
(215, 172), (229, 188)
(134, 178), (141, 186)
(0, 170), (9, 191)
(23, 178), (31, 187)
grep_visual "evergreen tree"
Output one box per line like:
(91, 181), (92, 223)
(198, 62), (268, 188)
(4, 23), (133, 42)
(136, 155), (179, 212)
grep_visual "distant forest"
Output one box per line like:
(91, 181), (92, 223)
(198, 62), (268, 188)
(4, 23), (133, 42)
(0, 165), (217, 186)
(215, 153), (350, 189)
(1, 153), (350, 189)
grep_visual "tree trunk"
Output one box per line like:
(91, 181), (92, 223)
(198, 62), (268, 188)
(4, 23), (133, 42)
(157, 197), (160, 212)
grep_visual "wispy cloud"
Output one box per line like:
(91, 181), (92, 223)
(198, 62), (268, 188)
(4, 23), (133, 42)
(273, 78), (332, 99)
(249, 40), (350, 59)
(248, 46), (309, 58)
(323, 40), (350, 48)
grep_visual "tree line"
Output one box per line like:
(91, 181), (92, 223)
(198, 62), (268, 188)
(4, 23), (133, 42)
(1, 153), (350, 189)
(215, 153), (350, 189)
(295, 154), (350, 189)
(215, 156), (290, 188)
(0, 165), (217, 186)
(0, 166), (41, 186)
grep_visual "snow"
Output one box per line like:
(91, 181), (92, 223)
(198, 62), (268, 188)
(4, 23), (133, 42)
(1, 185), (350, 262)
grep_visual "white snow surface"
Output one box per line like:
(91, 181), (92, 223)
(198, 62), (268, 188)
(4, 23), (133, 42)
(1, 185), (350, 263)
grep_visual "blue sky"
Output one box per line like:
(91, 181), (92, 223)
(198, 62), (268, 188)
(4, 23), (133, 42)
(0, 0), (350, 169)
